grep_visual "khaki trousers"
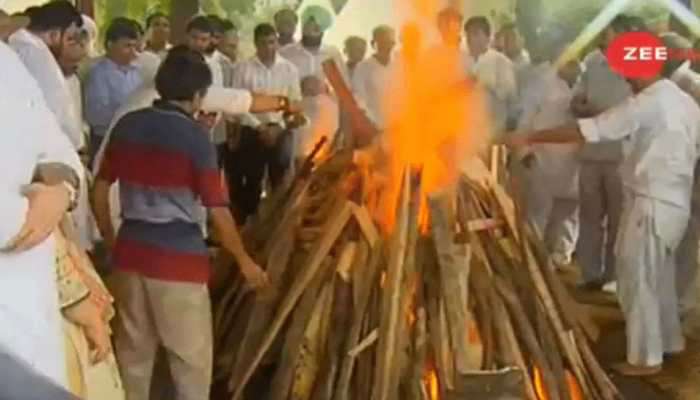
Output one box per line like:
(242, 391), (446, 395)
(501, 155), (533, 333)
(111, 271), (213, 400)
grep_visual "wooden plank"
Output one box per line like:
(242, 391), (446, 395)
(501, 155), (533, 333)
(351, 204), (380, 248)
(310, 242), (357, 400)
(372, 169), (412, 400)
(268, 260), (332, 400)
(335, 240), (380, 400)
(428, 192), (473, 374)
(494, 275), (560, 400)
(230, 200), (353, 400)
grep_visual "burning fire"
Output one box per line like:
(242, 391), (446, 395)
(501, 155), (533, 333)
(533, 367), (583, 400)
(424, 364), (440, 400)
(373, 0), (489, 232)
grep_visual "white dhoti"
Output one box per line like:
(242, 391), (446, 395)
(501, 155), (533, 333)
(0, 236), (66, 387)
(616, 191), (688, 366)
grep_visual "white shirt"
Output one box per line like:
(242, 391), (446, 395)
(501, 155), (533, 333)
(575, 49), (633, 162)
(279, 41), (344, 80)
(9, 29), (83, 149)
(232, 55), (301, 128)
(298, 94), (339, 157)
(0, 40), (81, 388)
(352, 55), (394, 129)
(579, 79), (700, 210)
(206, 50), (225, 88)
(467, 48), (518, 135)
(65, 74), (86, 150)
(518, 63), (579, 198)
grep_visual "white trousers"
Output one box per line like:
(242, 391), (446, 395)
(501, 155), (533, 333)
(616, 191), (688, 366)
(111, 271), (213, 400)
(513, 160), (579, 261)
(578, 161), (623, 283)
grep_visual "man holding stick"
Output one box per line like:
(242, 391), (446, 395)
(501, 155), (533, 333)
(504, 33), (700, 376)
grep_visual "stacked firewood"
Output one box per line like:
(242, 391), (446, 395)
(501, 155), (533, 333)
(210, 149), (622, 400)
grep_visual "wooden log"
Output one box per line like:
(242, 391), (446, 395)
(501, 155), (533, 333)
(230, 201), (353, 400)
(428, 192), (473, 374)
(528, 226), (600, 342)
(574, 329), (622, 400)
(291, 281), (334, 400)
(490, 288), (538, 400)
(309, 242), (357, 400)
(322, 59), (379, 148)
(372, 169), (412, 400)
(409, 308), (428, 400)
(424, 240), (454, 393)
(535, 299), (570, 400)
(335, 241), (380, 400)
(494, 275), (560, 400)
(226, 217), (299, 390)
(268, 261), (332, 400)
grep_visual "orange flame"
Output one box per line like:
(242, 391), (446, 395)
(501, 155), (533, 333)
(375, 0), (489, 232)
(533, 367), (583, 400)
(425, 366), (439, 400)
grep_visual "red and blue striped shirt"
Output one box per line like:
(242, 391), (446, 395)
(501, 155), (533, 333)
(99, 100), (228, 283)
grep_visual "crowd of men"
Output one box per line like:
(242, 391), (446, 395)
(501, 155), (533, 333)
(2, 0), (700, 398)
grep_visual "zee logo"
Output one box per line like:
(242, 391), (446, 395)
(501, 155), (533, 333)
(606, 31), (666, 79)
(623, 46), (668, 61)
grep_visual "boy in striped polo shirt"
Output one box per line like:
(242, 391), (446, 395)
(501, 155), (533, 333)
(92, 48), (268, 399)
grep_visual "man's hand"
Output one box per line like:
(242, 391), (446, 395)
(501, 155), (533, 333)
(2, 183), (70, 252)
(63, 300), (111, 365)
(502, 134), (531, 149)
(196, 111), (219, 131)
(239, 257), (270, 291)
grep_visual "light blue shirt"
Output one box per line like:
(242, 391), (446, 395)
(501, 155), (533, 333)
(84, 57), (142, 137)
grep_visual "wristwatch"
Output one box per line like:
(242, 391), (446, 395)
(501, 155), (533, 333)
(61, 181), (79, 212)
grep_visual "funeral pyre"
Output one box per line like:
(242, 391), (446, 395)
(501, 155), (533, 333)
(209, 143), (622, 400)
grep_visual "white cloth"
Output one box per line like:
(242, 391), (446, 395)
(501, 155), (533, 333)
(351, 55), (394, 130)
(298, 94), (339, 157)
(616, 191), (687, 366)
(66, 74), (97, 251)
(671, 65), (700, 314)
(575, 49), (633, 162)
(9, 29), (83, 149)
(279, 41), (344, 80)
(578, 79), (700, 211)
(0, 41), (83, 389)
(205, 51), (225, 88)
(518, 63), (579, 198)
(232, 55), (301, 128)
(205, 51), (226, 145)
(516, 63), (579, 259)
(467, 49), (518, 135)
(579, 79), (700, 367)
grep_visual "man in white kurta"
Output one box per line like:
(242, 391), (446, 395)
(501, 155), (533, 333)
(464, 17), (518, 137)
(9, 4), (84, 149)
(516, 59), (581, 265)
(352, 26), (396, 133)
(279, 6), (344, 81)
(507, 35), (700, 374)
(571, 17), (636, 289)
(0, 39), (83, 388)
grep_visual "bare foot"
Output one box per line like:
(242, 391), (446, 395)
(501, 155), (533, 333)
(611, 362), (662, 376)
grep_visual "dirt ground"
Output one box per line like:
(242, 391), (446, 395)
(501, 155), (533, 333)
(567, 268), (700, 400)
